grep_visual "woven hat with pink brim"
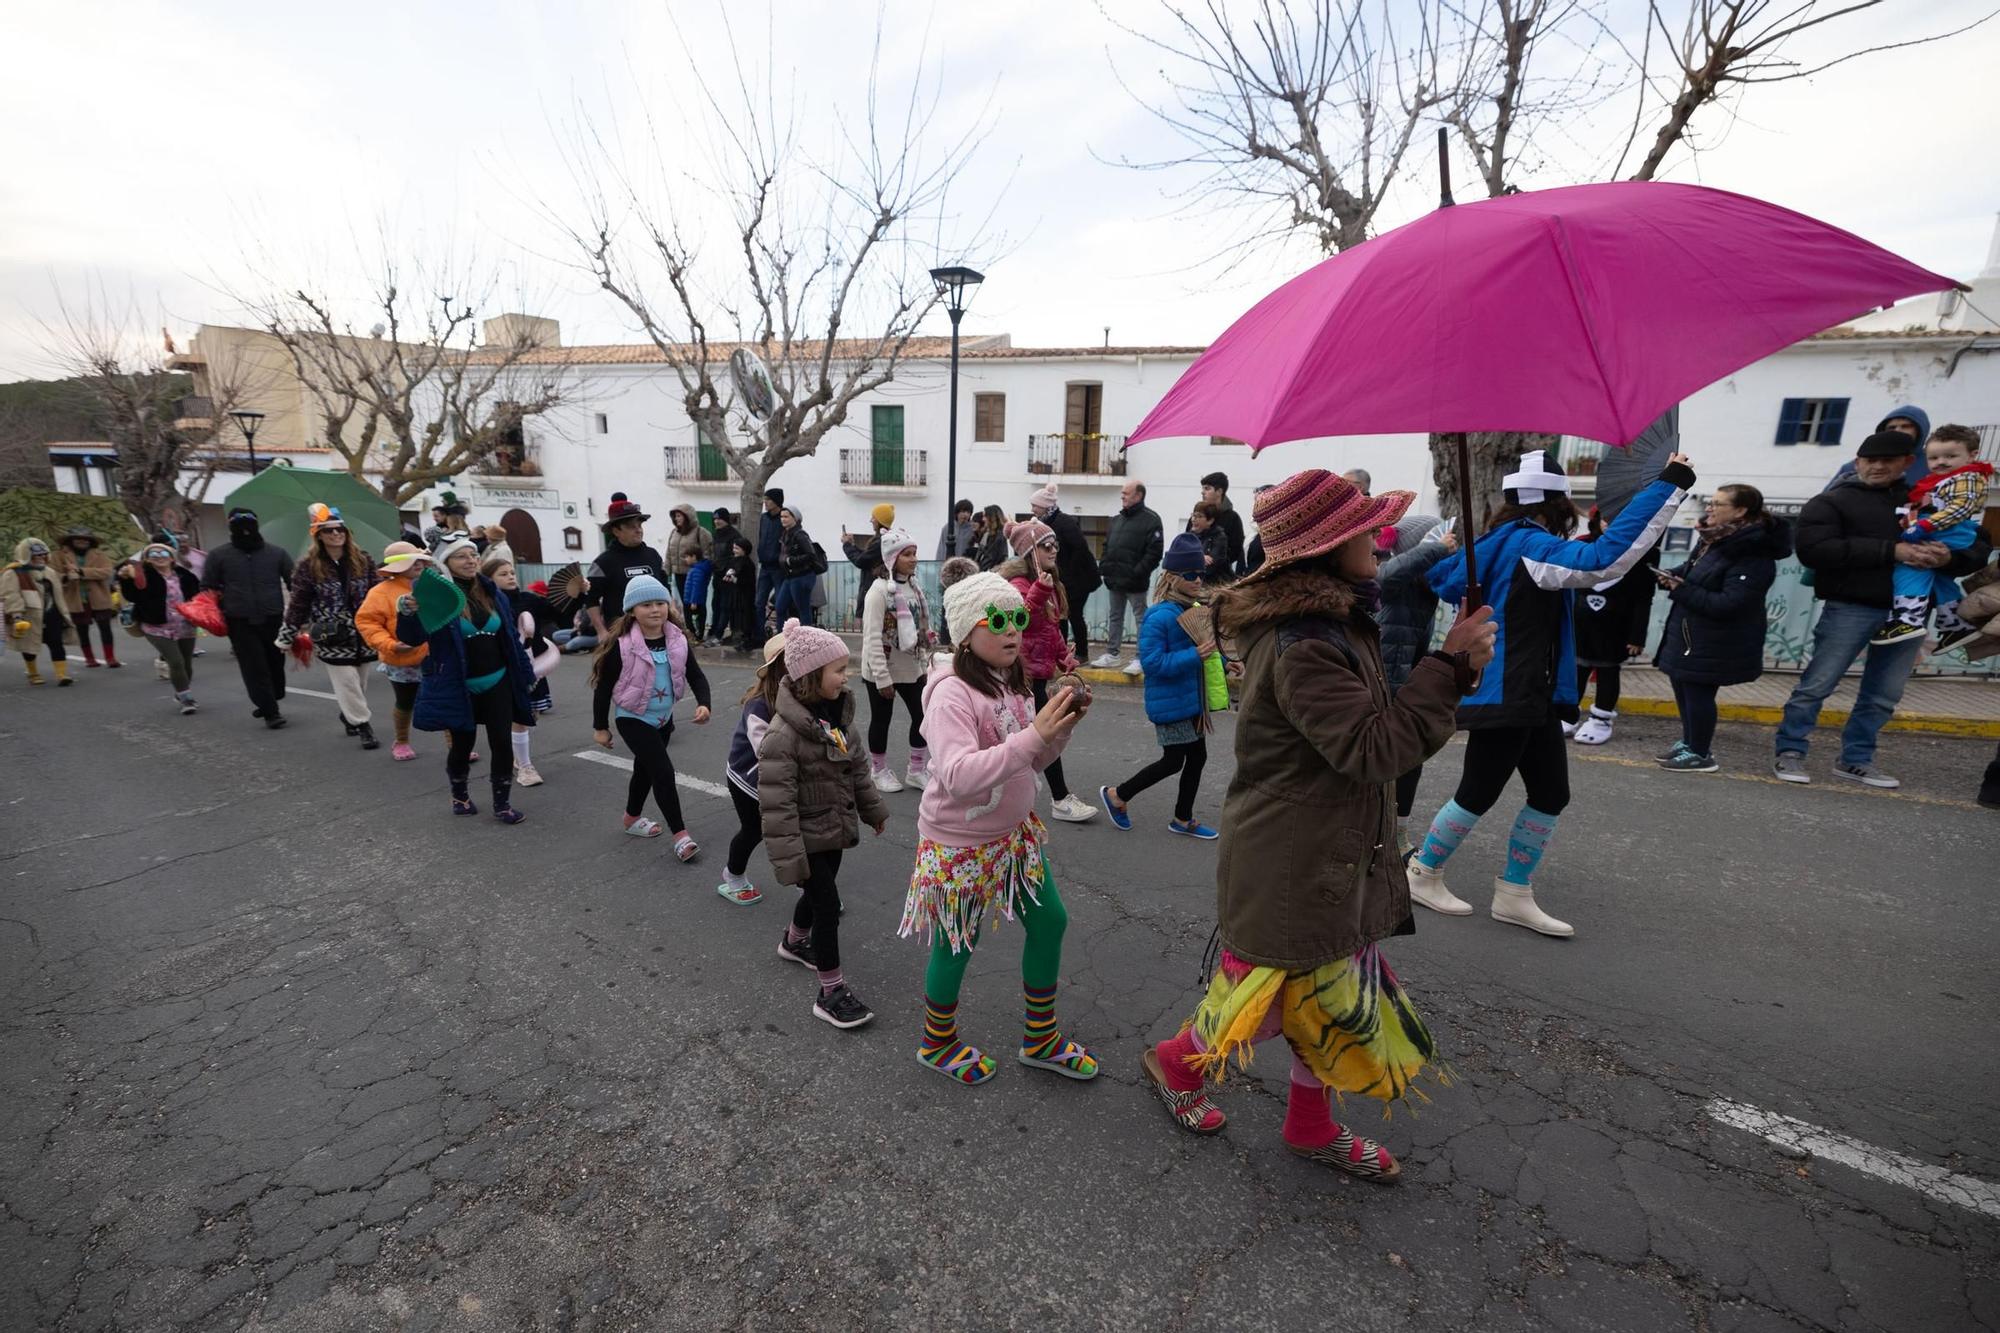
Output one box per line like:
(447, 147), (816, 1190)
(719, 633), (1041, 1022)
(1239, 470), (1414, 583)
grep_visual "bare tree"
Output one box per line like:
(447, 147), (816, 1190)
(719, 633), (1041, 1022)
(559, 12), (998, 525)
(240, 258), (579, 506)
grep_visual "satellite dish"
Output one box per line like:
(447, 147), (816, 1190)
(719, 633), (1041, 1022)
(729, 347), (776, 421)
(369, 323), (386, 340)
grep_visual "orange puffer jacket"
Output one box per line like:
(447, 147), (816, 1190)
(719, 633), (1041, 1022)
(355, 574), (428, 668)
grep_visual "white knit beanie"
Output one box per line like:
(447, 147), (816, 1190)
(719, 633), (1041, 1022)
(877, 527), (916, 569)
(943, 571), (1026, 643)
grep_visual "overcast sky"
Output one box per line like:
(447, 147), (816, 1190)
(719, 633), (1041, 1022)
(3, 0), (1995, 380)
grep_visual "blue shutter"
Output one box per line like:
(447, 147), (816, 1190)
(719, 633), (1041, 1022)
(1819, 398), (1850, 446)
(1774, 398), (1804, 445)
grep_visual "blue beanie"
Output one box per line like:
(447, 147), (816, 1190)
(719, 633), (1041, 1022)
(1162, 532), (1207, 577)
(622, 573), (672, 611)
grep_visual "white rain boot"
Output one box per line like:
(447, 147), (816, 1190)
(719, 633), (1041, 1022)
(1407, 860), (1473, 916)
(1571, 707), (1615, 745)
(1490, 879), (1574, 938)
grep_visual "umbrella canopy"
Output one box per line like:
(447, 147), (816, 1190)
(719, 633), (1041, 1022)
(225, 467), (403, 563)
(1127, 181), (1957, 451)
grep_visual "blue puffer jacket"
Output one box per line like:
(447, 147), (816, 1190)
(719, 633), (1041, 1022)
(1138, 599), (1205, 726)
(397, 577), (538, 733)
(1429, 469), (1691, 729)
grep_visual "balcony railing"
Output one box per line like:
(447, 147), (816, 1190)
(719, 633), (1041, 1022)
(1027, 433), (1128, 478)
(663, 443), (739, 485)
(839, 447), (929, 489)
(1555, 436), (1610, 478)
(173, 395), (215, 434)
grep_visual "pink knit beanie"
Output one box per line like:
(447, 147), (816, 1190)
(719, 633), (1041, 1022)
(1005, 518), (1054, 556)
(780, 618), (848, 681)
(1029, 484), (1058, 513)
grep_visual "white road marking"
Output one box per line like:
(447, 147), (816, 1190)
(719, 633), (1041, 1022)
(571, 749), (731, 799)
(285, 686), (339, 701)
(1707, 1099), (2000, 1219)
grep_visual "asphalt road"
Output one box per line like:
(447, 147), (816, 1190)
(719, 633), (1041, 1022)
(2, 651), (1996, 1332)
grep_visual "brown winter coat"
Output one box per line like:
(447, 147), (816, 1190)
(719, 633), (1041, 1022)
(1210, 566), (1464, 969)
(5, 541), (71, 648)
(51, 543), (116, 613)
(758, 685), (891, 886)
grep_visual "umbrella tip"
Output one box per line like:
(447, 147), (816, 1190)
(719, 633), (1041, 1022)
(1437, 127), (1455, 209)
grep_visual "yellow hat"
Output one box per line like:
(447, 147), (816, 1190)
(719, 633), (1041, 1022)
(871, 503), (896, 529)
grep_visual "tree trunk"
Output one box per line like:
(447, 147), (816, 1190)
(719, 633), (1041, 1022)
(1428, 430), (1554, 528)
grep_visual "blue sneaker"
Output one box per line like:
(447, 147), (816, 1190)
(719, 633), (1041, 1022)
(1168, 819), (1219, 841)
(1100, 786), (1132, 831)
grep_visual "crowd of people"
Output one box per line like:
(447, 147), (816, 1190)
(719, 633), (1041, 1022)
(7, 411), (1996, 1184)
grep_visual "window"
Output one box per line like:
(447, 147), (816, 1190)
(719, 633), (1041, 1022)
(1774, 397), (1849, 446)
(594, 412), (609, 434)
(973, 393), (1005, 443)
(1209, 436), (1246, 448)
(871, 404), (906, 485)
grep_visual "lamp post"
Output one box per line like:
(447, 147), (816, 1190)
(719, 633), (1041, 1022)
(228, 408), (266, 475)
(928, 265), (983, 536)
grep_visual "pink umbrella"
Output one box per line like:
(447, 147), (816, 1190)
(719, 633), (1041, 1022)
(1126, 175), (1957, 600)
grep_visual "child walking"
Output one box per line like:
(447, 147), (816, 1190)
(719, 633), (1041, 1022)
(486, 557), (557, 786)
(5, 539), (74, 685)
(759, 618), (890, 1030)
(1874, 423), (1993, 648)
(719, 634), (788, 906)
(356, 542), (431, 760)
(1101, 534), (1218, 838)
(899, 568), (1096, 1085)
(591, 574), (712, 861)
(998, 519), (1098, 823)
(860, 527), (934, 792)
(119, 540), (202, 713)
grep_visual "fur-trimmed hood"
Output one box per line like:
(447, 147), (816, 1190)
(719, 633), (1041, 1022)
(1211, 566), (1359, 641)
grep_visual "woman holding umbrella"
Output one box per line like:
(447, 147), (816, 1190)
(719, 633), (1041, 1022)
(1406, 449), (1695, 938)
(281, 504), (381, 749)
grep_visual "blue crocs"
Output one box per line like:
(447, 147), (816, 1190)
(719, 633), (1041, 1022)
(1168, 819), (1219, 841)
(1100, 785), (1132, 831)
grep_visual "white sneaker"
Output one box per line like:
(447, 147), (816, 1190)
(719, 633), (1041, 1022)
(1490, 879), (1574, 937)
(1407, 860), (1473, 916)
(1089, 653), (1120, 669)
(155, 659), (170, 680)
(871, 767), (904, 793)
(515, 763), (544, 787)
(1122, 659), (1143, 677)
(1050, 795), (1100, 823)
(903, 767), (929, 790)
(1572, 709), (1615, 745)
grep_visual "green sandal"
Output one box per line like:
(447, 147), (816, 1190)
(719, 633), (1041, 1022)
(1017, 1036), (1100, 1081)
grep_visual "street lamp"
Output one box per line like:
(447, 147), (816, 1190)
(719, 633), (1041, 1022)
(928, 264), (983, 533)
(228, 408), (266, 474)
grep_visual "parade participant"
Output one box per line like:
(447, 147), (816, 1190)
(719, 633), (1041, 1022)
(119, 541), (202, 713)
(584, 493), (666, 639)
(1000, 518), (1098, 823)
(1101, 534), (1217, 838)
(759, 618), (890, 1030)
(485, 557), (555, 786)
(1377, 514), (1458, 855)
(202, 508), (295, 729)
(280, 504), (380, 750)
(1567, 508), (1660, 746)
(1409, 449), (1694, 936)
(1873, 424), (1990, 648)
(1653, 485), (1792, 773)
(356, 542), (431, 761)
(719, 634), (788, 906)
(51, 527), (119, 668)
(423, 491), (472, 551)
(897, 565), (1095, 1085)
(859, 528), (933, 793)
(5, 539), (73, 685)
(396, 533), (537, 823)
(1141, 470), (1495, 1181)
(590, 574), (711, 859)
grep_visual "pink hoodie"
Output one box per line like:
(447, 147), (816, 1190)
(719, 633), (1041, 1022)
(916, 656), (1072, 847)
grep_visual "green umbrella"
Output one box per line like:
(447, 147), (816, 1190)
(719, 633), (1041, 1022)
(224, 467), (403, 563)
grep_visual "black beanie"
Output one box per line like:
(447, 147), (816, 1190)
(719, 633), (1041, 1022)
(765, 487), (785, 505)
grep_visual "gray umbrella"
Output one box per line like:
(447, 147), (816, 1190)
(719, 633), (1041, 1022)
(1591, 406), (1680, 520)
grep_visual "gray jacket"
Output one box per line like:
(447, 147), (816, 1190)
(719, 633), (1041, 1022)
(1376, 516), (1450, 692)
(201, 541), (296, 621)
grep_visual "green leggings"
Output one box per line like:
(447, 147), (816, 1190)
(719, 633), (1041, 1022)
(923, 857), (1068, 1003)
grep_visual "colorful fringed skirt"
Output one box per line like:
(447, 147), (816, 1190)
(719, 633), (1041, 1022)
(1187, 945), (1446, 1106)
(898, 815), (1050, 954)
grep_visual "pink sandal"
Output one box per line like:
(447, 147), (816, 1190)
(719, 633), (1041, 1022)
(672, 832), (699, 863)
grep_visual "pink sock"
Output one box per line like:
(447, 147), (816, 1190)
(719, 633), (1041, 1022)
(1155, 1028), (1206, 1092)
(1282, 1056), (1338, 1149)
(870, 753), (888, 773)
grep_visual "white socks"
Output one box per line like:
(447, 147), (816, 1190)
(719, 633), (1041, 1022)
(511, 729), (532, 768)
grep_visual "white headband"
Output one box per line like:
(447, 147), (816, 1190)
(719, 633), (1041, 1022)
(1503, 449), (1571, 503)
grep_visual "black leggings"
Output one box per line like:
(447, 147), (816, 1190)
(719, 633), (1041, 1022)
(727, 784), (762, 876)
(447, 687), (516, 794)
(1395, 763), (1423, 819)
(225, 616), (286, 716)
(1576, 662), (1622, 711)
(73, 610), (116, 656)
(1671, 677), (1720, 755)
(865, 680), (927, 755)
(616, 716), (686, 830)
(1114, 735), (1207, 822)
(1029, 677), (1071, 800)
(792, 849), (843, 970)
(391, 679), (420, 712)
(1451, 719), (1571, 817)
(1065, 598), (1090, 661)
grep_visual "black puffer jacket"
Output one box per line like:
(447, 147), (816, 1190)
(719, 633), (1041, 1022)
(1375, 516), (1451, 691)
(1572, 551), (1659, 668)
(1044, 507), (1101, 598)
(1098, 502), (1163, 594)
(1654, 518), (1792, 686)
(118, 563), (201, 629)
(1796, 476), (1992, 609)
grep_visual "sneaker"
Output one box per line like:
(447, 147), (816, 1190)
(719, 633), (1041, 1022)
(178, 694), (198, 716)
(871, 767), (904, 794)
(1933, 627), (1975, 655)
(1089, 653), (1120, 669)
(813, 983), (875, 1030)
(903, 767), (929, 791)
(1868, 622), (1926, 648)
(515, 763), (544, 787)
(1656, 739), (1690, 762)
(1050, 794), (1099, 824)
(1834, 761), (1900, 789)
(264, 714), (287, 730)
(493, 806), (527, 825)
(1100, 785), (1132, 831)
(1167, 818), (1219, 840)
(1657, 749), (1718, 773)
(1772, 753), (1810, 784)
(777, 933), (819, 969)
(1122, 659), (1143, 677)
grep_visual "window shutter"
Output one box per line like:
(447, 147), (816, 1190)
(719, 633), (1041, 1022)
(1821, 398), (1850, 446)
(974, 393), (1005, 442)
(1774, 399), (1804, 445)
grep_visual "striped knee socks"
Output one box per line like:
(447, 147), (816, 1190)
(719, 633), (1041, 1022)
(918, 995), (994, 1084)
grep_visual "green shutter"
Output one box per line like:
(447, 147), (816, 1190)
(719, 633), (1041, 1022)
(871, 405), (905, 485)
